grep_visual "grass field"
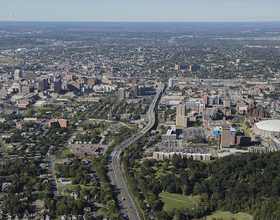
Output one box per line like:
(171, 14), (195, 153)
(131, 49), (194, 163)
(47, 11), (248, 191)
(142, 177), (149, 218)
(189, 195), (201, 204)
(0, 56), (17, 65)
(204, 212), (253, 220)
(159, 192), (195, 209)
(0, 146), (13, 153)
(58, 148), (71, 157)
(84, 120), (94, 124)
(57, 183), (75, 190)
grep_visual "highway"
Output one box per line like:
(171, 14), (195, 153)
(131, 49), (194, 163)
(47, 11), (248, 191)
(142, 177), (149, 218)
(108, 83), (165, 220)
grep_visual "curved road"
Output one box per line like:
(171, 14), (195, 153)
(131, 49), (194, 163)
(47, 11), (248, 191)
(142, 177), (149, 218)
(108, 83), (165, 219)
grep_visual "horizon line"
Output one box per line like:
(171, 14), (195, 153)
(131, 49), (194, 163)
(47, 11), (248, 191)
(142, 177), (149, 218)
(1, 20), (280, 23)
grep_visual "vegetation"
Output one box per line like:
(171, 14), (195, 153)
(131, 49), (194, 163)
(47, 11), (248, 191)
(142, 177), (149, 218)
(122, 139), (280, 220)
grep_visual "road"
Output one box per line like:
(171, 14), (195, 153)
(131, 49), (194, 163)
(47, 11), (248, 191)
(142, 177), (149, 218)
(108, 83), (165, 219)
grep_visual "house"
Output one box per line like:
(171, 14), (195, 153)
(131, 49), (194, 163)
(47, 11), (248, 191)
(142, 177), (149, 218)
(61, 189), (71, 195)
(83, 207), (91, 213)
(70, 192), (79, 199)
(58, 178), (72, 184)
(39, 174), (48, 179)
(39, 163), (46, 168)
(2, 182), (11, 192)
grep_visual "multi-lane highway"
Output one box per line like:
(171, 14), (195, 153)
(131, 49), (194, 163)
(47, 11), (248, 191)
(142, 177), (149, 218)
(108, 83), (165, 219)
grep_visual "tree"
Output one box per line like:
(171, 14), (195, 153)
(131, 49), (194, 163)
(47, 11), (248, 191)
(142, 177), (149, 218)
(245, 122), (251, 129)
(235, 144), (241, 149)
(35, 182), (41, 191)
(57, 203), (69, 215)
(74, 182), (81, 190)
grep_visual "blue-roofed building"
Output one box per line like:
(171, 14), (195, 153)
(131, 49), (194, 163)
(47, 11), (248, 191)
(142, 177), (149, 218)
(213, 126), (236, 138)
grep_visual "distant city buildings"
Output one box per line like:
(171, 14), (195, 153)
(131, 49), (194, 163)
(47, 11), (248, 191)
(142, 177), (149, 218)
(176, 104), (188, 127)
(54, 79), (61, 94)
(38, 79), (47, 92)
(168, 78), (179, 88)
(189, 65), (200, 72)
(25, 71), (36, 81)
(14, 69), (22, 80)
(118, 88), (126, 100)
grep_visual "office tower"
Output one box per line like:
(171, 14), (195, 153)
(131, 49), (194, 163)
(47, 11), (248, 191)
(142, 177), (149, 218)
(224, 99), (231, 108)
(0, 88), (7, 98)
(131, 78), (136, 87)
(38, 79), (47, 91)
(14, 69), (22, 80)
(202, 96), (209, 105)
(118, 88), (126, 100)
(189, 65), (201, 72)
(65, 69), (73, 81)
(220, 127), (231, 149)
(132, 84), (138, 96)
(139, 86), (145, 95)
(48, 77), (53, 84)
(22, 85), (30, 94)
(67, 81), (81, 92)
(176, 105), (186, 117)
(176, 105), (189, 127)
(18, 85), (22, 93)
(175, 64), (188, 70)
(168, 78), (174, 88)
(25, 71), (36, 81)
(54, 79), (61, 94)
(168, 78), (179, 88)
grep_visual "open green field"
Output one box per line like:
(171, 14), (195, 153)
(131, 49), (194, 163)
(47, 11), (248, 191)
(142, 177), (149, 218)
(0, 146), (13, 153)
(159, 192), (195, 209)
(0, 56), (17, 65)
(84, 120), (94, 124)
(57, 148), (71, 157)
(203, 212), (253, 220)
(57, 183), (75, 190)
(189, 195), (201, 204)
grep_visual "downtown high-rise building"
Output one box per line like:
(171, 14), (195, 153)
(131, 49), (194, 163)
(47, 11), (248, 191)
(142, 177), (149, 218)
(25, 71), (36, 81)
(38, 79), (47, 91)
(14, 69), (22, 80)
(54, 79), (61, 94)
(118, 88), (126, 100)
(176, 104), (189, 128)
(220, 127), (231, 149)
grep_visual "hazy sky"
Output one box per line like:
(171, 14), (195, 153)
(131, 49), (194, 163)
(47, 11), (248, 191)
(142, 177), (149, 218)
(1, 0), (280, 22)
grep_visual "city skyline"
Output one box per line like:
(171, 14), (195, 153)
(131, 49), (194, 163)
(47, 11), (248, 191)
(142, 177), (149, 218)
(1, 0), (280, 22)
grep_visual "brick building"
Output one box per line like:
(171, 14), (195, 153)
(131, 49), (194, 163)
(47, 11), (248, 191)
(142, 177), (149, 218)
(48, 118), (68, 128)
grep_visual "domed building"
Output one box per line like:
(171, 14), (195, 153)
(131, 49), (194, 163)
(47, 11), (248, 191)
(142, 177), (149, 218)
(254, 120), (280, 139)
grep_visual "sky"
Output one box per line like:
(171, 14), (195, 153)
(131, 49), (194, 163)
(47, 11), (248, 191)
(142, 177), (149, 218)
(1, 0), (280, 22)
